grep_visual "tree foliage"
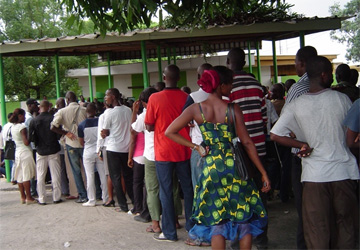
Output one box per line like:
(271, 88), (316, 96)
(60, 0), (298, 35)
(330, 0), (360, 62)
(0, 0), (95, 101)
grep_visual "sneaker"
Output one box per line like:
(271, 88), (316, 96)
(53, 199), (63, 204)
(82, 201), (95, 207)
(153, 233), (177, 242)
(75, 198), (88, 203)
(134, 215), (151, 223)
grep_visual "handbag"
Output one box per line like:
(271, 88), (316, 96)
(228, 103), (255, 180)
(4, 126), (16, 160)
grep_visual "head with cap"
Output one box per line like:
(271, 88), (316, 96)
(26, 98), (39, 114)
(197, 66), (233, 96)
(227, 48), (246, 72)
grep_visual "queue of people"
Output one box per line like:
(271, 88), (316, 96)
(1, 46), (359, 250)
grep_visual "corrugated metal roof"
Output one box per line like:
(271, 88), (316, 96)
(0, 17), (343, 60)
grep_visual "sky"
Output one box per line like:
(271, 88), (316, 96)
(259, 0), (357, 64)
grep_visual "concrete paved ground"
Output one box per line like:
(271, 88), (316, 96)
(0, 178), (297, 250)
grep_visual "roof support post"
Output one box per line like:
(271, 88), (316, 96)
(107, 52), (113, 88)
(256, 41), (262, 83)
(172, 48), (176, 65)
(247, 42), (253, 73)
(157, 46), (162, 82)
(0, 54), (6, 126)
(141, 41), (149, 88)
(55, 54), (61, 98)
(0, 54), (10, 182)
(299, 31), (305, 48)
(167, 48), (171, 65)
(272, 39), (278, 84)
(87, 55), (94, 102)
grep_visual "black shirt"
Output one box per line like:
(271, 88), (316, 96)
(29, 112), (61, 156)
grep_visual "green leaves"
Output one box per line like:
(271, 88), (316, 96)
(330, 0), (360, 62)
(59, 0), (296, 35)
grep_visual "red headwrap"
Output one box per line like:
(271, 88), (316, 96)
(197, 70), (220, 93)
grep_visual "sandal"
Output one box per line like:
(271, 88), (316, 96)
(146, 225), (161, 233)
(184, 238), (211, 247)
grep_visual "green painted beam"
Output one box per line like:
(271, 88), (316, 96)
(167, 48), (171, 65)
(55, 54), (60, 98)
(173, 47), (176, 65)
(107, 52), (112, 88)
(256, 41), (262, 83)
(299, 31), (305, 48)
(0, 54), (10, 182)
(0, 54), (6, 126)
(272, 39), (278, 84)
(157, 46), (162, 82)
(87, 55), (94, 102)
(247, 41), (253, 73)
(141, 41), (149, 88)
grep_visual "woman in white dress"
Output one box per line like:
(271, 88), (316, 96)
(9, 108), (36, 204)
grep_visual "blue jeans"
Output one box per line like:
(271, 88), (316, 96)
(66, 145), (87, 199)
(190, 150), (204, 190)
(155, 160), (194, 240)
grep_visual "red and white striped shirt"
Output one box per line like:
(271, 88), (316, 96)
(230, 72), (267, 156)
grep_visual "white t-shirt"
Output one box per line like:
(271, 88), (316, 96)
(97, 108), (111, 152)
(103, 105), (131, 153)
(131, 108), (155, 161)
(11, 123), (32, 155)
(271, 89), (359, 183)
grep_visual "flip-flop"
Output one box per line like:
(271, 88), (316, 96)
(146, 225), (161, 233)
(184, 238), (211, 247)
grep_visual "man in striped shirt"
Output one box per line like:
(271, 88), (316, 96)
(227, 47), (268, 247)
(282, 45), (317, 250)
(227, 48), (267, 157)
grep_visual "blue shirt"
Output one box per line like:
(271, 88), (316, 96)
(343, 99), (360, 132)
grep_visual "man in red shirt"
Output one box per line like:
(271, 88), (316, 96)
(145, 65), (193, 242)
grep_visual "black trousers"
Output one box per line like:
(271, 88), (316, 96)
(291, 155), (307, 249)
(133, 161), (150, 219)
(107, 151), (133, 211)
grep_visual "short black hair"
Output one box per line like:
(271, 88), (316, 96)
(213, 66), (233, 85)
(296, 46), (317, 64)
(107, 88), (122, 101)
(335, 64), (351, 82)
(139, 87), (158, 103)
(306, 56), (332, 79)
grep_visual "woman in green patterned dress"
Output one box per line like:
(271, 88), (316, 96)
(166, 66), (271, 249)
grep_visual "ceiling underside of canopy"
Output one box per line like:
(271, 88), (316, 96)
(0, 17), (343, 60)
